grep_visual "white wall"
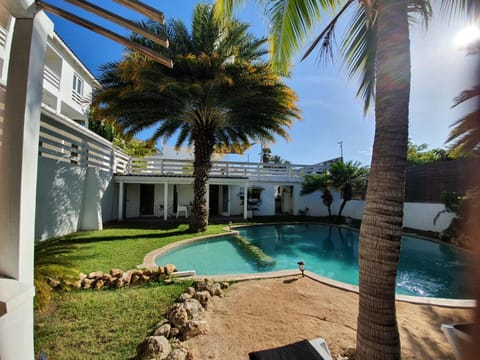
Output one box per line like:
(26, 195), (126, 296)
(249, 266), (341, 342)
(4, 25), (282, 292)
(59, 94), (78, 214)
(341, 200), (454, 232)
(35, 157), (115, 240)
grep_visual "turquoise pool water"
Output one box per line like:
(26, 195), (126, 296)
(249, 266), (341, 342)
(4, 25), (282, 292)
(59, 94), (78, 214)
(155, 224), (471, 298)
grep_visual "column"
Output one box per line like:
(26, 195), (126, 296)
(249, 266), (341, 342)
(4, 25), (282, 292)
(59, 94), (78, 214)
(163, 182), (168, 220)
(0, 11), (53, 360)
(118, 181), (124, 220)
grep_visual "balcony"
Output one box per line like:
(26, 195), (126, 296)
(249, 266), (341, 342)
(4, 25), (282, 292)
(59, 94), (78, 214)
(43, 65), (60, 89)
(123, 157), (337, 181)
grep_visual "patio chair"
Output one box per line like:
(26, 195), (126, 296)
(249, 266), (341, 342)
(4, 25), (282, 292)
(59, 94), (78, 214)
(441, 323), (473, 360)
(248, 338), (332, 360)
(176, 204), (188, 218)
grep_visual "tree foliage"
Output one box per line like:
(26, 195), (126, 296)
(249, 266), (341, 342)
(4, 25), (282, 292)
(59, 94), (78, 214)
(93, 4), (300, 232)
(407, 139), (454, 166)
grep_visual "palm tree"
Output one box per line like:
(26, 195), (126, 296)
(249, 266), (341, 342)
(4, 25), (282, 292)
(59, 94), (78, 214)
(328, 160), (369, 217)
(300, 171), (334, 217)
(446, 39), (480, 157)
(93, 4), (300, 232)
(216, 0), (476, 358)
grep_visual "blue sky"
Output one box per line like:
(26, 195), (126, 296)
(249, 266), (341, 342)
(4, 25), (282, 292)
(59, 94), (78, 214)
(45, 0), (477, 166)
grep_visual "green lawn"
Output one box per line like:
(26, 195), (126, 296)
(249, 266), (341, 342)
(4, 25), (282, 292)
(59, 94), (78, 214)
(35, 281), (191, 359)
(34, 223), (228, 359)
(50, 224), (228, 273)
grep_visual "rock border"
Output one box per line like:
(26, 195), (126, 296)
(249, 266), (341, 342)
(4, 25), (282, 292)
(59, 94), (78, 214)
(135, 279), (229, 360)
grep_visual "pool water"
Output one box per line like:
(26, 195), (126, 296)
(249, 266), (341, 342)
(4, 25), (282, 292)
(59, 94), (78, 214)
(155, 224), (471, 298)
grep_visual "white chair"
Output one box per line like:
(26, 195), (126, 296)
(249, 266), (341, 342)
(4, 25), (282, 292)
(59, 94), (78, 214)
(176, 205), (188, 218)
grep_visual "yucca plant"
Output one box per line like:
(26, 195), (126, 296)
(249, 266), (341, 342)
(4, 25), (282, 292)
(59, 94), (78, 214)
(34, 239), (80, 311)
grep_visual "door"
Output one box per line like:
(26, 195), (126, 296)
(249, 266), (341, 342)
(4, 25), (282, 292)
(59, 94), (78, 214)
(209, 185), (219, 215)
(222, 185), (229, 215)
(140, 184), (155, 216)
(125, 184), (140, 218)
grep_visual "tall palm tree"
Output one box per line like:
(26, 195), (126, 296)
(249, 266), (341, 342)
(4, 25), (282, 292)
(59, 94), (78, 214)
(446, 39), (480, 157)
(93, 4), (300, 232)
(216, 0), (476, 358)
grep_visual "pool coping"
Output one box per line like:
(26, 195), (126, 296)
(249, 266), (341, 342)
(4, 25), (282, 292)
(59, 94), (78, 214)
(140, 227), (476, 309)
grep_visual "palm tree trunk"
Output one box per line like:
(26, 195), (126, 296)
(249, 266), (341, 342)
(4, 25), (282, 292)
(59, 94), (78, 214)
(189, 127), (215, 232)
(338, 200), (347, 218)
(356, 0), (410, 358)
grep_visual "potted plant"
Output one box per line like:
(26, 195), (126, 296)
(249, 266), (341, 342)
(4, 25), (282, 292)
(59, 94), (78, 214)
(239, 186), (264, 218)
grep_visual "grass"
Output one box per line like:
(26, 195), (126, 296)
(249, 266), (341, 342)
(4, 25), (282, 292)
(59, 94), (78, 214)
(35, 281), (191, 360)
(49, 224), (228, 273)
(34, 223), (226, 359)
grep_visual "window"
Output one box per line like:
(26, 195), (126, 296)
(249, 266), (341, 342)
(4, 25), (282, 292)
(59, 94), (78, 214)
(72, 73), (83, 95)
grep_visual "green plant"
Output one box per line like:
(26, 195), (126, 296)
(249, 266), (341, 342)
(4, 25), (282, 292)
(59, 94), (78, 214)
(239, 186), (264, 214)
(433, 191), (465, 225)
(34, 239), (80, 311)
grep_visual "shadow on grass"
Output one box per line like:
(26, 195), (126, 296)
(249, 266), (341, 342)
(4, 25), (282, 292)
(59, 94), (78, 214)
(59, 229), (193, 245)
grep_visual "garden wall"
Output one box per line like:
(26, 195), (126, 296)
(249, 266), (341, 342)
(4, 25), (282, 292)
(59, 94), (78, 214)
(341, 200), (454, 232)
(35, 157), (116, 240)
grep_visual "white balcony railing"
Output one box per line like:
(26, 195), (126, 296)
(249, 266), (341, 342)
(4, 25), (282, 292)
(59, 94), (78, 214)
(126, 157), (339, 180)
(39, 105), (129, 174)
(0, 26), (7, 48)
(72, 90), (84, 106)
(43, 65), (60, 89)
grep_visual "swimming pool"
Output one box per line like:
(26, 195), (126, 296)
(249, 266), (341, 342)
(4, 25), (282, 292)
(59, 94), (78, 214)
(155, 224), (471, 298)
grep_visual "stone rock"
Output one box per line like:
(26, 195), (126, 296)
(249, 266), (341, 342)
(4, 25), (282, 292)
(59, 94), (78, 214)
(185, 287), (195, 296)
(178, 293), (192, 302)
(113, 278), (125, 288)
(79, 273), (87, 281)
(153, 323), (171, 338)
(81, 278), (94, 289)
(168, 305), (189, 329)
(169, 327), (180, 338)
(122, 269), (135, 284)
(182, 299), (204, 319)
(165, 264), (176, 274)
(131, 274), (142, 286)
(193, 291), (211, 309)
(220, 282), (229, 289)
(94, 279), (104, 290)
(136, 336), (171, 360)
(164, 278), (173, 285)
(87, 271), (103, 279)
(155, 319), (170, 328)
(181, 320), (207, 340)
(166, 349), (188, 360)
(102, 274), (113, 287)
(193, 279), (222, 297)
(46, 277), (61, 288)
(110, 268), (123, 278)
(141, 274), (150, 283)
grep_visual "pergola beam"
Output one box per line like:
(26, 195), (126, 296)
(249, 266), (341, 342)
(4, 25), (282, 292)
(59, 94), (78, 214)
(63, 0), (168, 48)
(36, 1), (173, 68)
(113, 0), (165, 25)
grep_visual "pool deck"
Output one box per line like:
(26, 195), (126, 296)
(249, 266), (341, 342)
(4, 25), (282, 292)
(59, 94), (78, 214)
(140, 228), (476, 309)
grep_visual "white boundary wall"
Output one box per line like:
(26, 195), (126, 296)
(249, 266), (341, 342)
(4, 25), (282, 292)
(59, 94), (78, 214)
(342, 200), (454, 232)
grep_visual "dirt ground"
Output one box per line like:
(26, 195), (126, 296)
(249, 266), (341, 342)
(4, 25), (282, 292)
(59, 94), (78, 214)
(185, 276), (472, 359)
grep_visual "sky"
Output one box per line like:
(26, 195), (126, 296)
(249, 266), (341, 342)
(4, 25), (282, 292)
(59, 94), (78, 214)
(44, 0), (478, 166)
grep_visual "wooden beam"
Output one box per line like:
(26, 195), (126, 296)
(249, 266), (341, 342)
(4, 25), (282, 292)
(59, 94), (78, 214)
(63, 0), (168, 48)
(36, 1), (173, 68)
(113, 0), (164, 25)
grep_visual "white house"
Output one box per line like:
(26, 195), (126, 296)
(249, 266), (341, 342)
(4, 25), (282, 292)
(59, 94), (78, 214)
(0, 2), (455, 359)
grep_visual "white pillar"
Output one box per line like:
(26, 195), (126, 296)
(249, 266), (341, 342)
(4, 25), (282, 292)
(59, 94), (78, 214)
(118, 181), (124, 220)
(243, 182), (248, 220)
(163, 182), (168, 220)
(0, 11), (53, 360)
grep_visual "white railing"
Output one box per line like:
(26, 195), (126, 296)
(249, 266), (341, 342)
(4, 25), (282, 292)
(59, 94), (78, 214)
(0, 26), (7, 48)
(43, 65), (60, 89)
(127, 157), (339, 180)
(72, 90), (84, 106)
(39, 105), (129, 174)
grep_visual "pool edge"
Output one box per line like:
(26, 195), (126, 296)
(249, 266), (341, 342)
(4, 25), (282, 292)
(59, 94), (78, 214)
(141, 227), (476, 309)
